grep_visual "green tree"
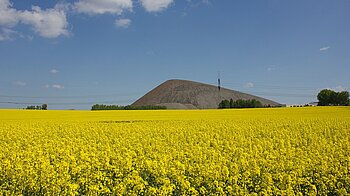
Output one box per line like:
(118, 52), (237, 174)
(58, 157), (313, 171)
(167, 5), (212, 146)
(251, 99), (263, 108)
(317, 89), (349, 106)
(26, 105), (35, 110)
(337, 91), (350, 106)
(317, 89), (335, 106)
(91, 104), (166, 110)
(42, 104), (48, 110)
(229, 99), (234, 108)
(219, 100), (230, 109)
(219, 99), (263, 109)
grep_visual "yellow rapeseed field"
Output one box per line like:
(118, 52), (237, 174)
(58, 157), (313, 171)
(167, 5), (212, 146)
(0, 107), (349, 195)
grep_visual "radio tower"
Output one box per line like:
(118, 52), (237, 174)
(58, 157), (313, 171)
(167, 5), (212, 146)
(218, 72), (221, 91)
(218, 72), (221, 106)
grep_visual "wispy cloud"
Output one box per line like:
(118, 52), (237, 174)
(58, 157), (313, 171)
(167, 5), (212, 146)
(323, 85), (347, 92)
(45, 84), (65, 89)
(333, 85), (347, 92)
(267, 65), (277, 72)
(243, 82), (254, 88)
(140, 0), (174, 12)
(52, 84), (64, 89)
(201, 0), (210, 5)
(75, 0), (132, 15)
(12, 81), (26, 86)
(0, 28), (17, 41)
(319, 46), (330, 51)
(50, 69), (59, 74)
(115, 18), (131, 28)
(186, 0), (211, 7)
(0, 28), (34, 41)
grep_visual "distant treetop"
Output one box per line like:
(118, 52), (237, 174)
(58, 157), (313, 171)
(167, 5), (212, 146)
(317, 89), (349, 106)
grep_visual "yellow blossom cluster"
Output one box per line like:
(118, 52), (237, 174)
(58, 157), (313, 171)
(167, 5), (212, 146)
(0, 107), (349, 195)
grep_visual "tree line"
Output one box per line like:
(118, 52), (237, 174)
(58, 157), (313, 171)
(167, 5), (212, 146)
(219, 99), (264, 109)
(317, 89), (349, 106)
(91, 104), (166, 110)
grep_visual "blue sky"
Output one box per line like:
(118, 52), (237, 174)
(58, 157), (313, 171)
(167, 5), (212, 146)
(1, 0), (349, 109)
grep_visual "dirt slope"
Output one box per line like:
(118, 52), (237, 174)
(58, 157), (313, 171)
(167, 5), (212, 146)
(132, 79), (281, 109)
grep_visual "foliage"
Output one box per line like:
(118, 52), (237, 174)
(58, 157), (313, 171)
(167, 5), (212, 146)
(26, 104), (48, 110)
(91, 104), (166, 110)
(219, 99), (263, 109)
(0, 107), (350, 195)
(218, 99), (230, 109)
(317, 89), (349, 106)
(41, 104), (48, 110)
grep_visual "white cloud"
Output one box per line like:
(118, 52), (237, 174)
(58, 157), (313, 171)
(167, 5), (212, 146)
(320, 46), (330, 51)
(52, 84), (65, 89)
(243, 82), (254, 88)
(12, 80), (26, 86)
(115, 18), (131, 28)
(75, 0), (132, 15)
(0, 0), (205, 39)
(50, 69), (59, 74)
(0, 0), (9, 9)
(140, 0), (174, 12)
(0, 0), (69, 39)
(0, 0), (19, 26)
(45, 84), (65, 89)
(20, 6), (69, 38)
(19, 6), (69, 38)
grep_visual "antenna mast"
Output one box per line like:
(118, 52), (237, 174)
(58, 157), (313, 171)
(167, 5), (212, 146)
(218, 72), (221, 107)
(218, 72), (221, 91)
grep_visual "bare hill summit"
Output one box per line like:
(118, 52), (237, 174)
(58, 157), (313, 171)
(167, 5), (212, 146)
(132, 79), (281, 109)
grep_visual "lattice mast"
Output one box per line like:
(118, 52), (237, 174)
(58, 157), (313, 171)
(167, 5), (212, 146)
(218, 72), (221, 107)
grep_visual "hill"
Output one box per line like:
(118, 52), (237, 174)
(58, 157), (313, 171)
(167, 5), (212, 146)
(132, 79), (282, 109)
